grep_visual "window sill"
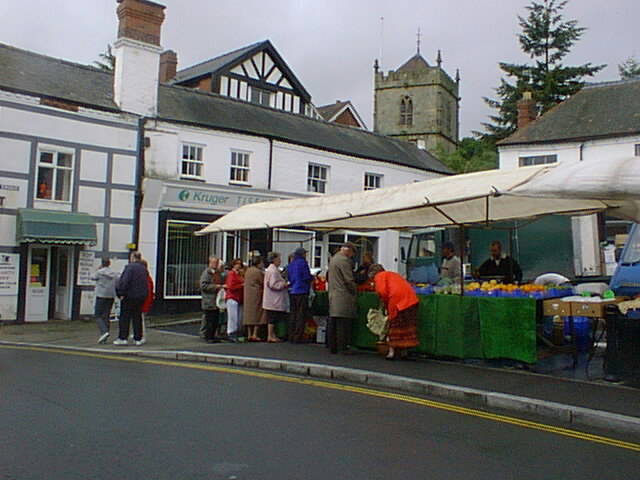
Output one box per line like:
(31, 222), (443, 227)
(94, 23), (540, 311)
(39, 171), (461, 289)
(180, 176), (206, 183)
(229, 181), (252, 187)
(34, 197), (72, 204)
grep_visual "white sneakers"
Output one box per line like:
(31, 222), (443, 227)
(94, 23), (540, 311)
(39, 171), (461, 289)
(113, 337), (147, 346)
(98, 332), (110, 344)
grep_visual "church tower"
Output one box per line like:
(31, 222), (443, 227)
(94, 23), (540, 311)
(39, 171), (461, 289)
(373, 44), (460, 155)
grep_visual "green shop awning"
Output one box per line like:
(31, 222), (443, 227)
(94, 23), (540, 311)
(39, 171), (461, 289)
(16, 209), (97, 245)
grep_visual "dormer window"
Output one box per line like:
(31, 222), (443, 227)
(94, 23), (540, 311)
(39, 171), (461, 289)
(251, 87), (272, 107)
(400, 96), (413, 127)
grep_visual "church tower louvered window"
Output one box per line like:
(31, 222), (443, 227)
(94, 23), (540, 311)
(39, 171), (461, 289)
(400, 96), (413, 127)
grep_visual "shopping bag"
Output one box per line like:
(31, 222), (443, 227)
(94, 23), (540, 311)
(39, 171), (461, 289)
(216, 289), (227, 311)
(366, 307), (388, 341)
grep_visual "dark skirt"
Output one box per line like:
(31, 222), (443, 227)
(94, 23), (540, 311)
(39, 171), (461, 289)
(387, 304), (419, 349)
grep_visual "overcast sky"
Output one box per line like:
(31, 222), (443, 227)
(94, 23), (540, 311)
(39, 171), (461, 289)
(1, 0), (637, 137)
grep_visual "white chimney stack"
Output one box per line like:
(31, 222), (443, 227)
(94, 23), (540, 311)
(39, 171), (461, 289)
(113, 0), (166, 116)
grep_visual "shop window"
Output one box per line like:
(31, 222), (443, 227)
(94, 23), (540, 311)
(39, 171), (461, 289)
(180, 144), (204, 179)
(230, 151), (250, 184)
(400, 96), (413, 127)
(307, 164), (328, 193)
(313, 244), (322, 268)
(165, 221), (220, 298)
(518, 154), (557, 167)
(36, 150), (73, 202)
(364, 173), (382, 190)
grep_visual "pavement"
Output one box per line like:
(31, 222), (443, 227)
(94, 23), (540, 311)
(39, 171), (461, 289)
(2, 315), (640, 436)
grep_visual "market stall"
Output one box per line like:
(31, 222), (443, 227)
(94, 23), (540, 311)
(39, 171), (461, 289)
(198, 159), (640, 364)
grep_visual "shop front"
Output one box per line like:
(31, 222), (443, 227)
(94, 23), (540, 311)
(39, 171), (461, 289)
(15, 209), (97, 323)
(141, 179), (298, 314)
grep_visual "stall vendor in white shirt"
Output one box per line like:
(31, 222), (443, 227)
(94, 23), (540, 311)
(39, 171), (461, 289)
(441, 241), (462, 282)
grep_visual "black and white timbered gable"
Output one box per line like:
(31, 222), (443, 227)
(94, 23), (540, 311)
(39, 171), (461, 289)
(172, 40), (314, 116)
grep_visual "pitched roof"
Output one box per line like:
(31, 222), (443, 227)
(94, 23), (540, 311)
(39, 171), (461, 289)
(172, 40), (311, 101)
(316, 101), (349, 121)
(316, 100), (367, 129)
(172, 42), (262, 83)
(0, 42), (450, 175)
(499, 79), (640, 146)
(0, 42), (117, 111)
(397, 53), (430, 72)
(158, 86), (449, 173)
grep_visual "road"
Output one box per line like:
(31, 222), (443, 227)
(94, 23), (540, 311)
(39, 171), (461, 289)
(1, 346), (638, 480)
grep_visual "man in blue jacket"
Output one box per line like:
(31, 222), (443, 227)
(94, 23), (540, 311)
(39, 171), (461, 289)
(287, 247), (313, 343)
(114, 251), (149, 346)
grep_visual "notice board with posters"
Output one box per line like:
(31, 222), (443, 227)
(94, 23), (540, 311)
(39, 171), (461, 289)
(77, 250), (96, 286)
(0, 253), (18, 295)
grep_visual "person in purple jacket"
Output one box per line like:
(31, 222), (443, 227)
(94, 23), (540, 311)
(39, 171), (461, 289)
(287, 247), (313, 343)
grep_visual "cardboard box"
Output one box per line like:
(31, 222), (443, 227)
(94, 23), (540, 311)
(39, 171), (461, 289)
(543, 299), (572, 316)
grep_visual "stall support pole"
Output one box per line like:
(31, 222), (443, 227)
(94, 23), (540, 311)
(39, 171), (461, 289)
(459, 226), (465, 295)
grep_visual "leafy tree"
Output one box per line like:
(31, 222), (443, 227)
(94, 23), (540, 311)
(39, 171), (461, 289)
(619, 57), (640, 80)
(93, 44), (115, 72)
(435, 137), (498, 174)
(480, 0), (605, 141)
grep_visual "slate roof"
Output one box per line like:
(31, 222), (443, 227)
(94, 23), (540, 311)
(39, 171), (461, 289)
(0, 42), (450, 174)
(172, 40), (311, 102)
(317, 101), (349, 121)
(499, 79), (640, 146)
(172, 42), (262, 83)
(0, 43), (117, 111)
(158, 86), (450, 173)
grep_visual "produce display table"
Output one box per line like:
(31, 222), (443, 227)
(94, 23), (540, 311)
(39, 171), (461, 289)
(312, 292), (537, 364)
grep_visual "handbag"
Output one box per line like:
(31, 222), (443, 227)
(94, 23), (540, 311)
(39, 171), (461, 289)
(366, 307), (388, 341)
(216, 288), (227, 311)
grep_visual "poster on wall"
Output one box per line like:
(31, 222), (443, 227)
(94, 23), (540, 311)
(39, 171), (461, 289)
(0, 253), (18, 295)
(77, 251), (96, 286)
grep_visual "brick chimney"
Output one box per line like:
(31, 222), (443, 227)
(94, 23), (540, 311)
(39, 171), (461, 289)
(516, 91), (537, 129)
(159, 50), (177, 83)
(113, 0), (166, 116)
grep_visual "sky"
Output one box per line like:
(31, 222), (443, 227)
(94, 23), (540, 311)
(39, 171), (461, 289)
(1, 0), (638, 137)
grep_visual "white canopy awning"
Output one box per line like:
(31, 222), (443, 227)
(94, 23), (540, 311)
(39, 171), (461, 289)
(197, 161), (639, 234)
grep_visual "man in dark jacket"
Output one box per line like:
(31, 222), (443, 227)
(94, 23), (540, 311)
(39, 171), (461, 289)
(114, 251), (149, 346)
(478, 240), (523, 284)
(287, 247), (313, 343)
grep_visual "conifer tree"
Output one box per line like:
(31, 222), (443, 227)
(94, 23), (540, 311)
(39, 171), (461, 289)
(480, 0), (604, 140)
(619, 57), (640, 80)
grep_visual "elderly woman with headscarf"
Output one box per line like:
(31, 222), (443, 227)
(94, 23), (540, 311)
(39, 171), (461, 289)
(368, 264), (419, 360)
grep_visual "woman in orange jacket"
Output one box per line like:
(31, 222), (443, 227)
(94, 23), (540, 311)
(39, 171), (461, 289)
(369, 264), (419, 359)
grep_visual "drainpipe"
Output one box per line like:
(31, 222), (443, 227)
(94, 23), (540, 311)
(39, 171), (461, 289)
(132, 116), (148, 251)
(579, 142), (584, 161)
(267, 138), (274, 190)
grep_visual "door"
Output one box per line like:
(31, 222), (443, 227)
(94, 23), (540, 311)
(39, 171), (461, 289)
(26, 246), (51, 322)
(54, 247), (73, 320)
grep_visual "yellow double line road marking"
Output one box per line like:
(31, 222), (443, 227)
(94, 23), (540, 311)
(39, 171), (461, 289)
(4, 344), (640, 452)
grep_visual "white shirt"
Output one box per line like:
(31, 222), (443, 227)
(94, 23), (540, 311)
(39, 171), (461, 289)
(441, 256), (462, 281)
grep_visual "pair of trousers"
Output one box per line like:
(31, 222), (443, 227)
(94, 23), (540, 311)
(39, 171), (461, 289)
(289, 294), (308, 343)
(94, 297), (114, 335)
(226, 299), (243, 336)
(203, 309), (220, 341)
(118, 297), (145, 341)
(328, 317), (352, 353)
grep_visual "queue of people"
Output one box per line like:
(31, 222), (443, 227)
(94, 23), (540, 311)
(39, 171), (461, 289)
(198, 248), (314, 344)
